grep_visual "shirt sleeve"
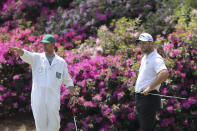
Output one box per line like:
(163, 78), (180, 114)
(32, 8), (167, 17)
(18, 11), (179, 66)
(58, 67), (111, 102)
(139, 56), (145, 72)
(20, 50), (35, 66)
(153, 56), (167, 74)
(62, 61), (74, 87)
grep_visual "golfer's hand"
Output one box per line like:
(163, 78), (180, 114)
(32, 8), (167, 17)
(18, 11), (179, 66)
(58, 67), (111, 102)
(142, 87), (152, 95)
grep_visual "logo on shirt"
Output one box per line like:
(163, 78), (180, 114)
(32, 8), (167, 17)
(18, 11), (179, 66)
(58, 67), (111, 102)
(56, 72), (61, 79)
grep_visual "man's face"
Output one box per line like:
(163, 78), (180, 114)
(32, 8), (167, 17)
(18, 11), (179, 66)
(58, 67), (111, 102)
(139, 41), (152, 54)
(43, 43), (54, 53)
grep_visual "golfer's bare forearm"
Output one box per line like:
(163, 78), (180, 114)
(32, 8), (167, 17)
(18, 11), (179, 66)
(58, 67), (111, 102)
(149, 69), (169, 90)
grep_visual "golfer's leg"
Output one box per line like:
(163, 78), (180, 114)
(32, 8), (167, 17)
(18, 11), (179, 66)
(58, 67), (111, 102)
(136, 99), (154, 131)
(47, 107), (60, 131)
(138, 108), (155, 131)
(136, 95), (160, 131)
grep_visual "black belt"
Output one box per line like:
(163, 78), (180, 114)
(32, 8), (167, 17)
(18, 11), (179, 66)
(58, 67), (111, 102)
(135, 90), (159, 96)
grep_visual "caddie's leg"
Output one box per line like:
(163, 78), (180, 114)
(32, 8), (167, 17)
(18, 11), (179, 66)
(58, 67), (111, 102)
(47, 105), (60, 131)
(32, 104), (47, 131)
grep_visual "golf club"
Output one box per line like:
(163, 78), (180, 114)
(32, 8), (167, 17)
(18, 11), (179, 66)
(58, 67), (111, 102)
(147, 93), (187, 100)
(73, 115), (78, 131)
(72, 108), (78, 131)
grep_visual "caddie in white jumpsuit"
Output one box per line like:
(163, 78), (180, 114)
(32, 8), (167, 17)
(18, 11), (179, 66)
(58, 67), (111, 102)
(8, 34), (78, 131)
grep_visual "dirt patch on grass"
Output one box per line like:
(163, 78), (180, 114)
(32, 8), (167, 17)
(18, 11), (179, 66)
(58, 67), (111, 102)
(0, 112), (36, 131)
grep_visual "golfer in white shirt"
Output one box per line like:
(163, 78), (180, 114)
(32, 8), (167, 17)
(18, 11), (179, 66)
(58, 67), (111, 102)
(135, 33), (169, 131)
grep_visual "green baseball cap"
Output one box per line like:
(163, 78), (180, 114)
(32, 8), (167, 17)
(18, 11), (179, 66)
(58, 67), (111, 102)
(40, 34), (56, 43)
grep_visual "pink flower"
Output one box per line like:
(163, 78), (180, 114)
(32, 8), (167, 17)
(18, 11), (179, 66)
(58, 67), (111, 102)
(24, 73), (31, 78)
(0, 96), (3, 101)
(188, 97), (197, 104)
(137, 55), (141, 60)
(175, 103), (180, 108)
(103, 108), (112, 116)
(181, 90), (187, 95)
(13, 75), (20, 80)
(95, 117), (103, 123)
(81, 120), (88, 129)
(78, 97), (85, 105)
(28, 35), (36, 41)
(85, 116), (91, 121)
(0, 86), (4, 91)
(172, 49), (181, 56)
(167, 106), (173, 113)
(109, 113), (116, 123)
(100, 88), (106, 95)
(128, 112), (135, 120)
(98, 14), (107, 21)
(111, 73), (117, 79)
(183, 101), (190, 109)
(117, 92), (124, 100)
(7, 57), (14, 65)
(93, 94), (102, 101)
(65, 42), (74, 48)
(132, 72), (136, 77)
(0, 56), (6, 63)
(192, 9), (197, 16)
(184, 120), (189, 126)
(67, 122), (75, 129)
(73, 35), (83, 40)
(85, 101), (94, 107)
(135, 4), (140, 7)
(180, 73), (186, 78)
(19, 108), (25, 112)
(99, 81), (104, 88)
(189, 61), (194, 67)
(19, 95), (26, 101)
(101, 104), (112, 115)
(161, 117), (174, 127)
(162, 88), (168, 94)
(13, 102), (18, 108)
(77, 80), (86, 87)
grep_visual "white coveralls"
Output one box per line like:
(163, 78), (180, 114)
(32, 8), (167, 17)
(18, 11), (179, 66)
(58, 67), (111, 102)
(20, 50), (74, 131)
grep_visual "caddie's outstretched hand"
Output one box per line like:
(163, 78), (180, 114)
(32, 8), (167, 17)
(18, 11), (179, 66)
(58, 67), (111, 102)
(7, 46), (24, 56)
(8, 46), (18, 51)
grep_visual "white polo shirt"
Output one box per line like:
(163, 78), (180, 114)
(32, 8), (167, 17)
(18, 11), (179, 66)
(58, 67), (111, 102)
(135, 49), (167, 93)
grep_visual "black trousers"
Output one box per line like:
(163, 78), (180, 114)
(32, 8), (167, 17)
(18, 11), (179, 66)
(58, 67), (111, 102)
(135, 90), (161, 131)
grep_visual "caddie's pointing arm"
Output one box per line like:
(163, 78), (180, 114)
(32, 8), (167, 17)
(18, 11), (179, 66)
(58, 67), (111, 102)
(8, 47), (24, 56)
(8, 46), (35, 66)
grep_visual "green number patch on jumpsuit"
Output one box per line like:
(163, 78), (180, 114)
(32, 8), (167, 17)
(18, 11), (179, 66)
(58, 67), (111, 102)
(20, 50), (74, 131)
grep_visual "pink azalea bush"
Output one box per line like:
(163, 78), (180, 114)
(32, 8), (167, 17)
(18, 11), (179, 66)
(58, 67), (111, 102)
(59, 50), (140, 130)
(46, 0), (155, 36)
(154, 28), (197, 130)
